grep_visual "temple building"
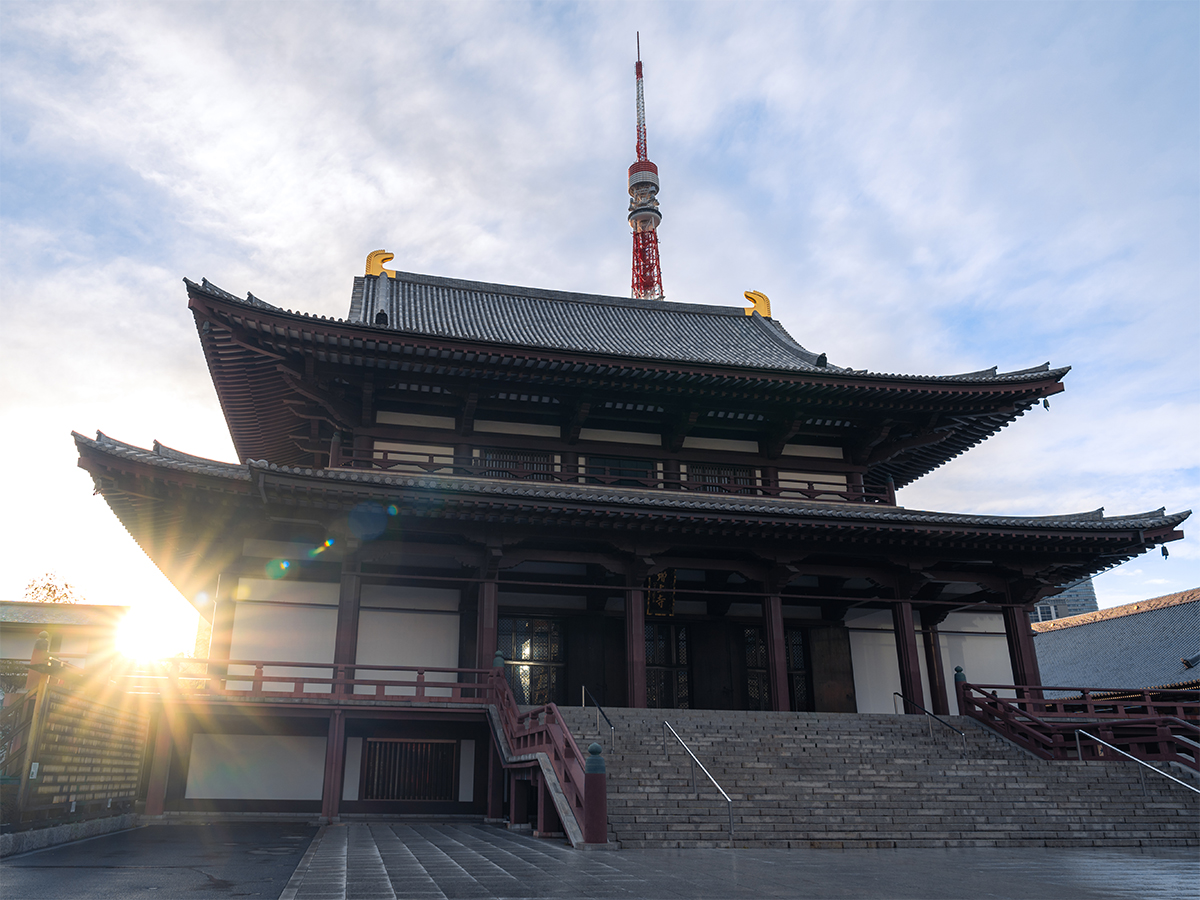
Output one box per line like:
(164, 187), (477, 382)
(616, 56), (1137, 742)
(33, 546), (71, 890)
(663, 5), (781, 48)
(72, 261), (1187, 817)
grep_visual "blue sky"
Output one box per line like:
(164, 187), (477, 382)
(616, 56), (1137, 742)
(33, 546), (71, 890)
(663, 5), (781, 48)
(1, 2), (1196, 646)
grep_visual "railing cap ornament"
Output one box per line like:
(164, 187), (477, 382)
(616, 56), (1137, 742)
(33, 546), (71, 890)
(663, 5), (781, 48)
(585, 742), (606, 774)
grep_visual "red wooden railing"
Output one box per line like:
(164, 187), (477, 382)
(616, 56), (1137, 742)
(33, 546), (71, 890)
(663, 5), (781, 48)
(113, 657), (592, 830)
(486, 668), (589, 821)
(957, 682), (1200, 771)
(328, 445), (894, 505)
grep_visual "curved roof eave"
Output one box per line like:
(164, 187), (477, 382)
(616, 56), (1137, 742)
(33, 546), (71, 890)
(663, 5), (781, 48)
(185, 276), (1071, 388)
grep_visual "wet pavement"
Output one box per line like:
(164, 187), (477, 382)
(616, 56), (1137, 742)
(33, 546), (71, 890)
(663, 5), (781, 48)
(0, 822), (317, 899)
(1, 821), (1196, 899)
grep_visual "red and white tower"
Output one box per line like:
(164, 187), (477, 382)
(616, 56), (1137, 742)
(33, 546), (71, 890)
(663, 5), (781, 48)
(628, 38), (664, 301)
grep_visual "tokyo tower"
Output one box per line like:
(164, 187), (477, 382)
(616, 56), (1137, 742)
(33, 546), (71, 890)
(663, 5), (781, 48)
(628, 36), (664, 301)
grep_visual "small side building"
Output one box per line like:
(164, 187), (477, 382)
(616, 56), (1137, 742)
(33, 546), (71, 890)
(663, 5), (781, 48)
(0, 602), (128, 705)
(1032, 588), (1200, 691)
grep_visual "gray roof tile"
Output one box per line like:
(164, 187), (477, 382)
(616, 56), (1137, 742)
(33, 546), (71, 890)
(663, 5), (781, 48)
(1035, 593), (1200, 690)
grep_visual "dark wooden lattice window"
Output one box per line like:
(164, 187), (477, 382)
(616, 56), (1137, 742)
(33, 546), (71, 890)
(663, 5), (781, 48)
(363, 739), (456, 801)
(480, 448), (554, 481)
(786, 628), (812, 711)
(744, 626), (771, 711)
(689, 463), (755, 494)
(586, 456), (655, 487)
(646, 623), (689, 709)
(498, 617), (565, 705)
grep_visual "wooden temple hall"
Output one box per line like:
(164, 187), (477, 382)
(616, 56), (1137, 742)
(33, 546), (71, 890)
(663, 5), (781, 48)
(72, 262), (1187, 817)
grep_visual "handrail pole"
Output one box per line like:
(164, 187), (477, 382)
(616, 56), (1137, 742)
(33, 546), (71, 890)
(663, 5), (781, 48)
(1075, 729), (1200, 794)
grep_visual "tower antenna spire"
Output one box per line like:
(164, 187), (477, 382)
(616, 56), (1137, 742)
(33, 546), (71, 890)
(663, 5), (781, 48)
(627, 36), (664, 301)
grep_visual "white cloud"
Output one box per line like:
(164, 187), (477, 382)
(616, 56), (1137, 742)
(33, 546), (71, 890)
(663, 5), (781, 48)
(1, 1), (1195, 617)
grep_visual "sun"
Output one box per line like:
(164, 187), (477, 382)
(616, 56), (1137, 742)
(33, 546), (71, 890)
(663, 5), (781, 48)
(115, 602), (199, 661)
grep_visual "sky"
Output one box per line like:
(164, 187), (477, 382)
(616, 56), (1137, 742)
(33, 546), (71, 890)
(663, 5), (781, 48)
(1, 1), (1197, 655)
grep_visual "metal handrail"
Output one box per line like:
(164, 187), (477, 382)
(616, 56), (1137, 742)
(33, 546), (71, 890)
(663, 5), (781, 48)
(662, 720), (734, 842)
(581, 685), (615, 750)
(1074, 729), (1200, 796)
(893, 692), (967, 749)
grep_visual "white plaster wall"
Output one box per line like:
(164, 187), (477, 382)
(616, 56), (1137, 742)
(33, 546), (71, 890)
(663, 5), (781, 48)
(939, 632), (1015, 705)
(849, 629), (903, 713)
(360, 585), (459, 611)
(236, 579), (338, 605)
(184, 734), (326, 800)
(228, 604), (337, 693)
(458, 740), (475, 803)
(354, 609), (460, 696)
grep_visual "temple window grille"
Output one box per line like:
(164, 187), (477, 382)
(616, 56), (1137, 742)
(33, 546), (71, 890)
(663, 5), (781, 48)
(585, 456), (655, 487)
(688, 463), (755, 494)
(786, 627), (812, 712)
(362, 739), (456, 801)
(744, 626), (771, 711)
(478, 448), (555, 482)
(498, 616), (565, 706)
(646, 623), (689, 709)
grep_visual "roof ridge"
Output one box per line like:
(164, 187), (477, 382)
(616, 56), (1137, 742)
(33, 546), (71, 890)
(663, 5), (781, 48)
(379, 270), (747, 318)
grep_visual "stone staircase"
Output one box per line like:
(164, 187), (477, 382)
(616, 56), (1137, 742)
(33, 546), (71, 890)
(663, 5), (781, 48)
(556, 707), (1200, 849)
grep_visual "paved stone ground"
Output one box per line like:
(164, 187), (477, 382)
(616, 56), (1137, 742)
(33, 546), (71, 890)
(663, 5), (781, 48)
(284, 822), (1197, 900)
(0, 823), (317, 899)
(1, 821), (1196, 899)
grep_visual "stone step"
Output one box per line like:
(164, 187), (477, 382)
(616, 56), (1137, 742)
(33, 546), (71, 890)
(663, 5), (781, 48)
(556, 706), (1199, 849)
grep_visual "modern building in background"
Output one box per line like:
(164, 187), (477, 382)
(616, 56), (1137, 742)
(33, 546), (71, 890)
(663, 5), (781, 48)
(1033, 588), (1200, 690)
(1030, 577), (1100, 623)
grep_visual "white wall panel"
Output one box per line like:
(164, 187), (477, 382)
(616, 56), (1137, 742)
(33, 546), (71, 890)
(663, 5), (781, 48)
(360, 585), (460, 611)
(236, 578), (338, 605)
(185, 734), (326, 800)
(849, 629), (902, 713)
(228, 604), (337, 692)
(940, 633), (1015, 703)
(458, 739), (475, 803)
(355, 609), (460, 696)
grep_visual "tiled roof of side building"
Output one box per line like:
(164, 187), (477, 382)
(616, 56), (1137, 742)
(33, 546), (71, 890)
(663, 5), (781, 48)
(75, 431), (1191, 534)
(188, 274), (1069, 384)
(1033, 590), (1200, 690)
(1032, 588), (1200, 633)
(0, 602), (128, 625)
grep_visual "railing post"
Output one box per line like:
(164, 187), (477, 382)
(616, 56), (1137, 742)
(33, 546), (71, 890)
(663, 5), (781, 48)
(954, 666), (967, 715)
(583, 742), (608, 845)
(252, 664), (264, 695)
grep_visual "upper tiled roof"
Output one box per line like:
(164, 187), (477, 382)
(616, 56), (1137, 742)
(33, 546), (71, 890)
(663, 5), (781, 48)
(75, 431), (1189, 534)
(348, 271), (846, 373)
(1033, 589), (1200, 690)
(186, 273), (1068, 383)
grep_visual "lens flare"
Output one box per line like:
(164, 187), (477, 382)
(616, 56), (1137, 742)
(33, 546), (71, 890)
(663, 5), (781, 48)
(307, 538), (336, 559)
(387, 505), (399, 516)
(266, 558), (291, 579)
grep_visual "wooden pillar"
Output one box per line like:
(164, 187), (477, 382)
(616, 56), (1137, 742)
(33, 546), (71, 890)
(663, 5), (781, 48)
(508, 772), (529, 828)
(143, 707), (175, 817)
(891, 601), (924, 713)
(320, 710), (346, 821)
(920, 609), (950, 716)
(334, 553), (361, 687)
(763, 594), (790, 712)
(625, 581), (647, 708)
(209, 574), (236, 661)
(485, 739), (504, 822)
(476, 578), (499, 670)
(1002, 605), (1042, 694)
(534, 770), (561, 837)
